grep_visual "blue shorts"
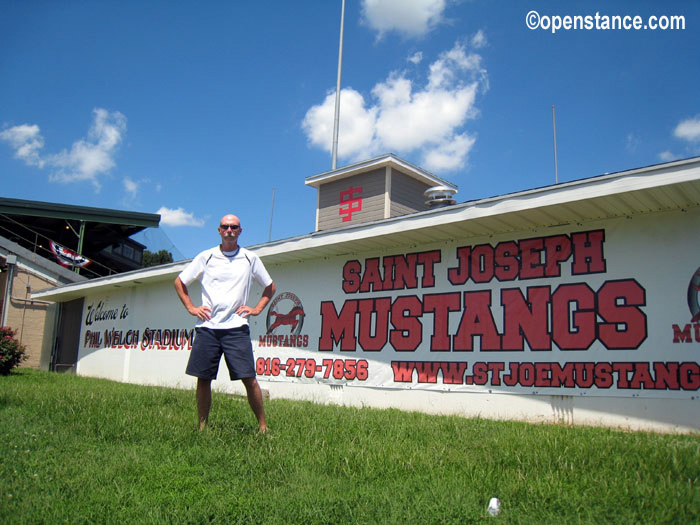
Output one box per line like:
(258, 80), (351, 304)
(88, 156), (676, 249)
(186, 326), (256, 380)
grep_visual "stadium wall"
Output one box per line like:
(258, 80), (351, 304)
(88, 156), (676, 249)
(32, 158), (700, 433)
(62, 207), (700, 434)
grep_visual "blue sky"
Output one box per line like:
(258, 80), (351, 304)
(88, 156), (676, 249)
(1, 0), (698, 260)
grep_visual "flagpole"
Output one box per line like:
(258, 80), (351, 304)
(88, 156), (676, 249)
(268, 187), (275, 242)
(331, 0), (346, 170)
(552, 105), (559, 184)
(75, 220), (85, 274)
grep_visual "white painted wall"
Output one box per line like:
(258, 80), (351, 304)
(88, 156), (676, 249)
(71, 209), (700, 433)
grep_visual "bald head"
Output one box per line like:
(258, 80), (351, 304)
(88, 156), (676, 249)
(220, 214), (240, 226)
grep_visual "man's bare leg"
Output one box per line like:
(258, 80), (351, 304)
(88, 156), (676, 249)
(196, 378), (212, 430)
(241, 377), (267, 433)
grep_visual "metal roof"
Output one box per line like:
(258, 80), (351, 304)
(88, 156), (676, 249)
(0, 197), (160, 227)
(0, 197), (161, 277)
(304, 153), (458, 191)
(32, 156), (700, 302)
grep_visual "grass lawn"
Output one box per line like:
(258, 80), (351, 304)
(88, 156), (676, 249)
(1, 369), (698, 524)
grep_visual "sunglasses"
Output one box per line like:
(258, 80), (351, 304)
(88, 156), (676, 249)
(219, 224), (240, 230)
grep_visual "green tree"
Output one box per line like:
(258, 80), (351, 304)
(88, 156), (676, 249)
(142, 250), (174, 267)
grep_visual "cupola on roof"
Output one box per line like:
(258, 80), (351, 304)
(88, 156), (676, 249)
(305, 154), (458, 231)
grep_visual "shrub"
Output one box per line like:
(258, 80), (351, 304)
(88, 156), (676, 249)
(0, 326), (27, 375)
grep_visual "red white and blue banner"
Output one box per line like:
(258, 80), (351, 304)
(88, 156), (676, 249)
(50, 241), (91, 269)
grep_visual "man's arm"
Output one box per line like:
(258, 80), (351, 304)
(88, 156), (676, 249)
(174, 276), (212, 322)
(236, 281), (276, 317)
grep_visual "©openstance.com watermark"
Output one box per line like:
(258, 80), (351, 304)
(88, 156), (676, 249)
(526, 10), (686, 34)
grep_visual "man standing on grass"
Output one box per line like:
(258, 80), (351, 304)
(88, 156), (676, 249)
(174, 214), (276, 433)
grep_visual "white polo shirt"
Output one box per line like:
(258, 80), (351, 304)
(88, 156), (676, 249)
(178, 246), (273, 329)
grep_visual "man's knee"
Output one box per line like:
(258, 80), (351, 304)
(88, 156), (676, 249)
(241, 376), (258, 389)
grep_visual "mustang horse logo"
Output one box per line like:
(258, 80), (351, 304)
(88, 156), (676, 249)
(267, 306), (305, 334)
(265, 292), (306, 336)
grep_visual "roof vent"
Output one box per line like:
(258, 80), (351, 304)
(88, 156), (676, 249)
(424, 185), (457, 208)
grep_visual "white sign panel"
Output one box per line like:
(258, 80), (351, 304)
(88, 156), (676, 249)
(74, 211), (700, 400)
(249, 212), (700, 399)
(77, 280), (198, 387)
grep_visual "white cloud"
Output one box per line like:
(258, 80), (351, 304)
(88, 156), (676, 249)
(361, 0), (447, 39)
(123, 177), (140, 197)
(422, 133), (475, 171)
(49, 108), (126, 188)
(407, 51), (423, 65)
(625, 133), (640, 154)
(302, 88), (378, 159)
(156, 206), (205, 227)
(674, 116), (700, 143)
(428, 41), (487, 91)
(471, 29), (487, 49)
(120, 176), (152, 209)
(374, 80), (477, 151)
(0, 124), (46, 167)
(0, 108), (126, 190)
(302, 39), (488, 173)
(661, 114), (700, 159)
